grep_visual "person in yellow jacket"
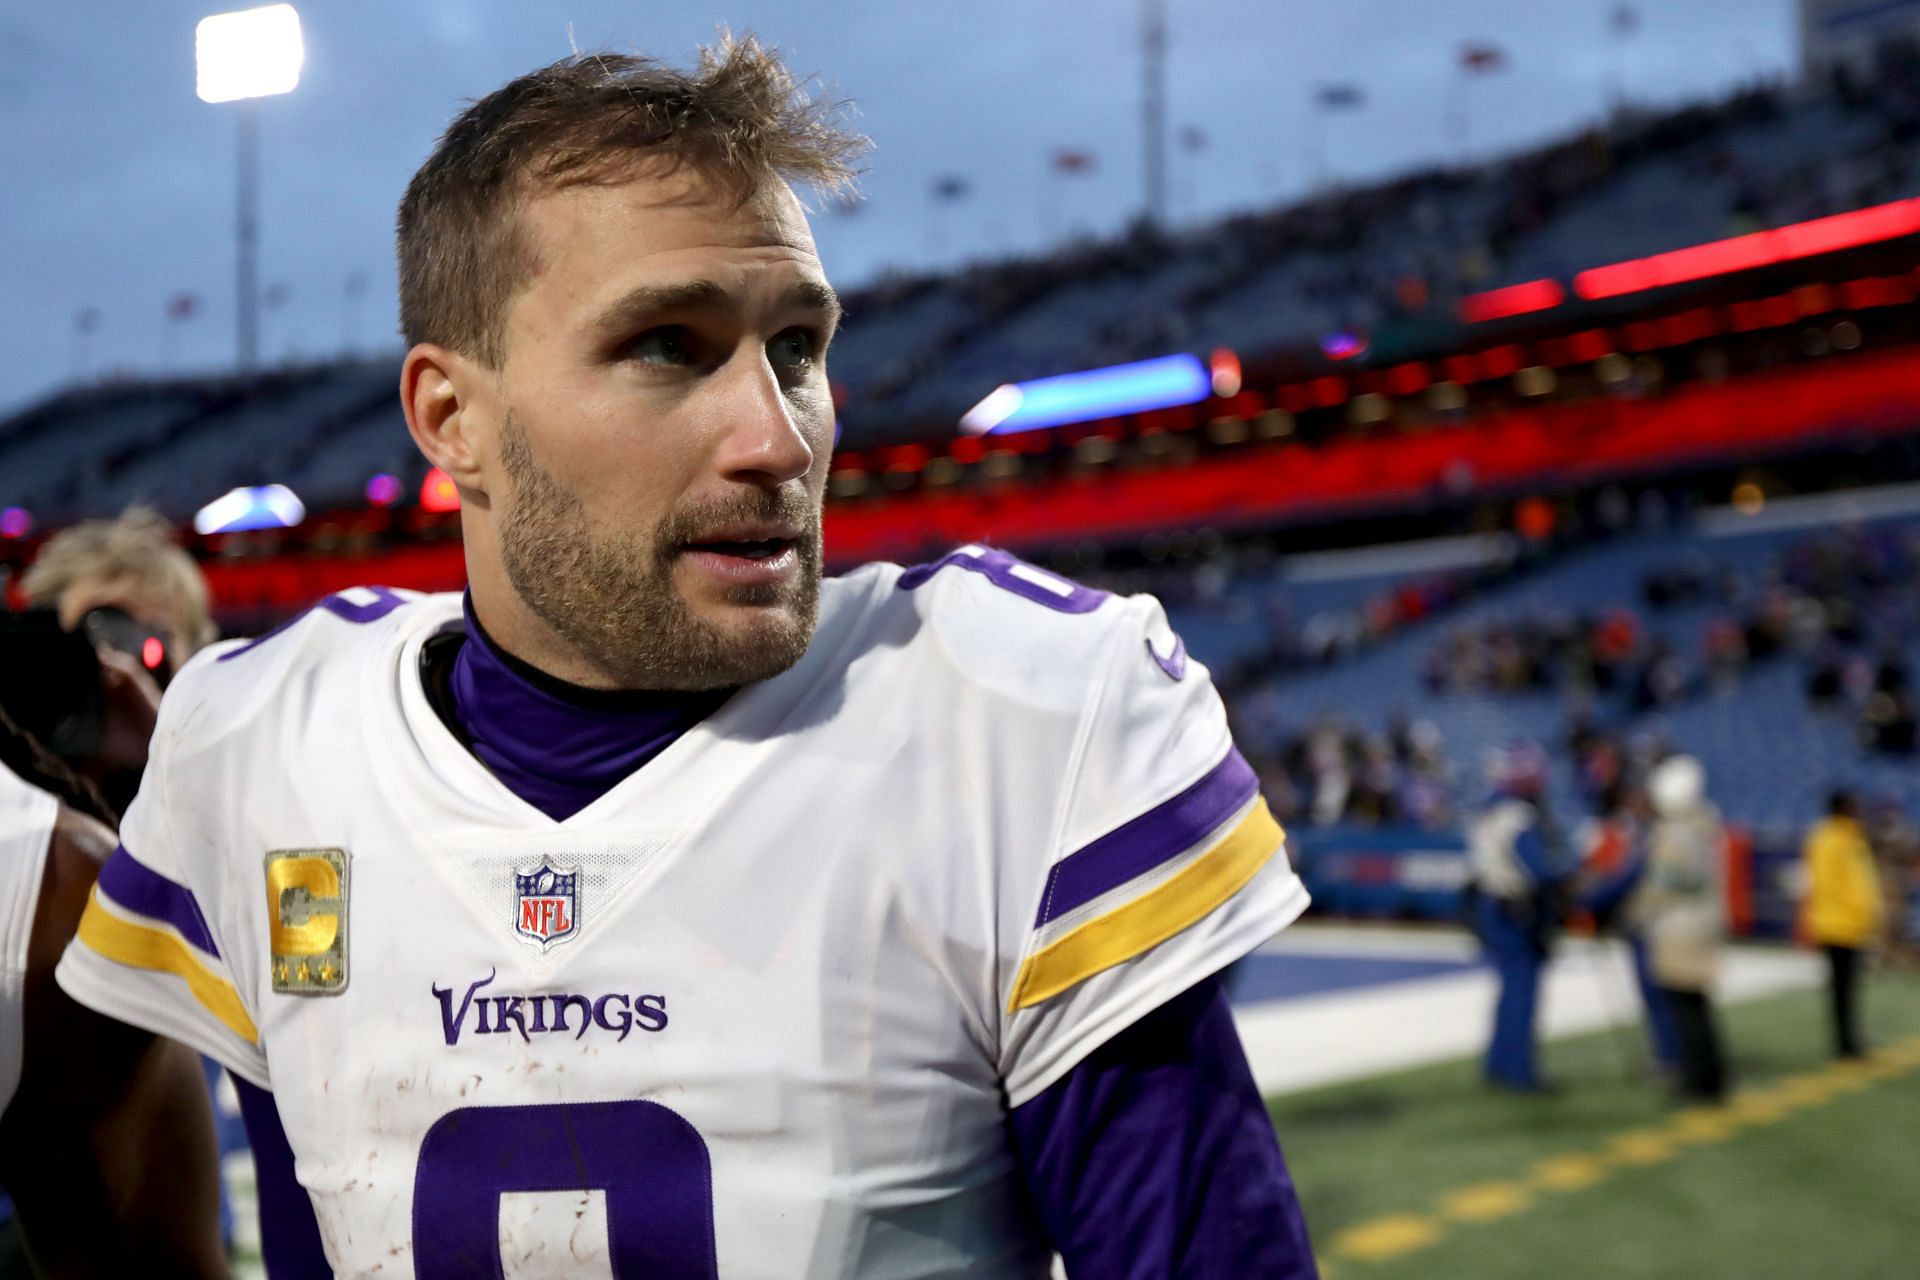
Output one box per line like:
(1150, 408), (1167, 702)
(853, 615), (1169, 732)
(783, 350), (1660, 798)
(1803, 790), (1886, 1058)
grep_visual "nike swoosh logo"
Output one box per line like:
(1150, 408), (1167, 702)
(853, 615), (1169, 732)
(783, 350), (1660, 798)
(1146, 634), (1188, 681)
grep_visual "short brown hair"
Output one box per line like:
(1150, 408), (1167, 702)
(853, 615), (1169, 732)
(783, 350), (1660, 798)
(397, 34), (866, 366)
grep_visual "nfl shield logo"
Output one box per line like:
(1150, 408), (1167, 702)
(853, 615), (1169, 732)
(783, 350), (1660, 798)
(513, 859), (580, 952)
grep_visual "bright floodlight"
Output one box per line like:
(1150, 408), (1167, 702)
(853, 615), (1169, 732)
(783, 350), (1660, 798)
(196, 5), (304, 104)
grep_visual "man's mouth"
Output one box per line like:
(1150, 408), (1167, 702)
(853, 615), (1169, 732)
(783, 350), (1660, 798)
(676, 522), (807, 586)
(682, 537), (794, 561)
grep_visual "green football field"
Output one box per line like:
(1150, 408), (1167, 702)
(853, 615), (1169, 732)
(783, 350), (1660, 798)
(1274, 968), (1920, 1280)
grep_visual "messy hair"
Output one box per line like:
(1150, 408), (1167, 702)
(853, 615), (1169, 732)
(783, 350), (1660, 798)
(396, 34), (867, 366)
(20, 506), (216, 655)
(0, 702), (119, 828)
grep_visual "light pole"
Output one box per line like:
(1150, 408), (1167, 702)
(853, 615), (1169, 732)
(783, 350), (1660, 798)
(1142, 0), (1168, 228)
(196, 4), (304, 373)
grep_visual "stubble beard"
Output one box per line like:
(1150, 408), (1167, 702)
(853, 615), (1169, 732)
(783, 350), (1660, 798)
(495, 411), (823, 691)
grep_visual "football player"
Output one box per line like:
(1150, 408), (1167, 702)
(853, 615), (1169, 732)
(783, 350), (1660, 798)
(1, 722), (226, 1276)
(58, 37), (1318, 1277)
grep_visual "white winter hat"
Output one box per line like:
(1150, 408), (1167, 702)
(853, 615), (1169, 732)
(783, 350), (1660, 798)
(1649, 754), (1706, 816)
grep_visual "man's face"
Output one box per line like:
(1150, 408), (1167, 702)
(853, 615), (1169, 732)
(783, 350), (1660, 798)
(481, 165), (838, 691)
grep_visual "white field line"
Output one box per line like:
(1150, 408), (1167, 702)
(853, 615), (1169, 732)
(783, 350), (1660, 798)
(1237, 927), (1822, 1097)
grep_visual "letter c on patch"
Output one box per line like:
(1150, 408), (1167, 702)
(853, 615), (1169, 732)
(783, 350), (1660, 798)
(268, 854), (341, 955)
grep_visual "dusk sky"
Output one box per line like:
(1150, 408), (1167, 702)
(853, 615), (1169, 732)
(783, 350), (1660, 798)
(0, 0), (1797, 416)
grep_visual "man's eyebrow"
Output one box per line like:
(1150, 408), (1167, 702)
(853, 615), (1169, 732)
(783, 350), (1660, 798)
(591, 280), (732, 334)
(590, 278), (842, 335)
(783, 280), (843, 330)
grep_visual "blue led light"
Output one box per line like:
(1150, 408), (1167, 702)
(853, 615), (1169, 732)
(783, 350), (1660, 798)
(961, 354), (1212, 434)
(192, 484), (306, 535)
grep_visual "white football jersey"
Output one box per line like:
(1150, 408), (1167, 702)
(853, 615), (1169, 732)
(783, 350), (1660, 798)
(1, 757), (59, 1117)
(57, 548), (1307, 1278)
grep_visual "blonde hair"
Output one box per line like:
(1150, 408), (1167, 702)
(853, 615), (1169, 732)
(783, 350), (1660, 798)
(20, 507), (217, 655)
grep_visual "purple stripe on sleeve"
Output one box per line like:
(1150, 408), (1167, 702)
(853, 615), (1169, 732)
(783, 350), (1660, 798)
(1035, 748), (1259, 927)
(95, 843), (222, 960)
(219, 586), (410, 662)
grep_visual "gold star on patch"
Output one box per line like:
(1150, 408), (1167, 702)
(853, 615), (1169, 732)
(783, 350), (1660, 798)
(274, 960), (289, 983)
(318, 962), (336, 984)
(296, 961), (311, 983)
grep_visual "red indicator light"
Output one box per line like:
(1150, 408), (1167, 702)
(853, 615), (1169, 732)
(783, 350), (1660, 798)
(1458, 279), (1564, 323)
(420, 467), (461, 513)
(141, 636), (165, 670)
(1209, 348), (1243, 397)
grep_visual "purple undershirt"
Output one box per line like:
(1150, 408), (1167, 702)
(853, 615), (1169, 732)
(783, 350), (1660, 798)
(232, 1079), (330, 1280)
(1010, 974), (1319, 1278)
(449, 594), (731, 821)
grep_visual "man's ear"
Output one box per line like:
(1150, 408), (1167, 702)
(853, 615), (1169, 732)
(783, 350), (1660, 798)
(400, 343), (492, 494)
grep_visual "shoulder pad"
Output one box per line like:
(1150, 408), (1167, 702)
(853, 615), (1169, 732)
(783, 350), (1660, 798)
(882, 545), (1153, 715)
(160, 586), (443, 753)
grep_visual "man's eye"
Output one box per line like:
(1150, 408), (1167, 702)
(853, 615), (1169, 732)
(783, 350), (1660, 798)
(768, 329), (819, 371)
(626, 327), (696, 366)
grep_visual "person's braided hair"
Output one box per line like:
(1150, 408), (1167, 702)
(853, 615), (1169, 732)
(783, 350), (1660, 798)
(0, 699), (120, 829)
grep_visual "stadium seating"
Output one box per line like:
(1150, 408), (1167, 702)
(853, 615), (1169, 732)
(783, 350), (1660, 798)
(11, 49), (1920, 518)
(1177, 495), (1920, 834)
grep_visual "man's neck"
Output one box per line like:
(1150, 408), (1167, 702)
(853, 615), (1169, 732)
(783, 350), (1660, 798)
(438, 592), (731, 821)
(464, 570), (628, 691)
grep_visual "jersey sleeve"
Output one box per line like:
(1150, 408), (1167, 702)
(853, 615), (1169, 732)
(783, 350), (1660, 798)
(1, 761), (59, 1115)
(1009, 977), (1319, 1277)
(55, 665), (269, 1089)
(997, 592), (1308, 1106)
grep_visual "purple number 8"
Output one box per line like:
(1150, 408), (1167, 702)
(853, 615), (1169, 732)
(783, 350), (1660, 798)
(412, 1100), (717, 1278)
(898, 546), (1107, 614)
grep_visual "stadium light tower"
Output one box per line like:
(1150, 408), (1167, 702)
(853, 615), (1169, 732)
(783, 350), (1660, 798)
(196, 4), (304, 372)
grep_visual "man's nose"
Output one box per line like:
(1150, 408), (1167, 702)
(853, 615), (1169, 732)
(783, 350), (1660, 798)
(713, 355), (816, 487)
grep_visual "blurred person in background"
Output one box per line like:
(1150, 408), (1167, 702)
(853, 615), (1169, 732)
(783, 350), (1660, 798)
(0, 644), (227, 1276)
(12, 508), (246, 1260)
(19, 507), (219, 816)
(1467, 742), (1571, 1092)
(1579, 786), (1684, 1084)
(1802, 789), (1886, 1058)
(19, 506), (217, 677)
(1864, 801), (1920, 969)
(1631, 756), (1728, 1102)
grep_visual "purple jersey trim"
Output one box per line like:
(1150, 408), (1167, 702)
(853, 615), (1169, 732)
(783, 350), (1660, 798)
(95, 843), (222, 959)
(231, 1079), (331, 1280)
(449, 595), (725, 823)
(1009, 975), (1318, 1277)
(897, 546), (1109, 613)
(218, 586), (411, 663)
(1146, 633), (1189, 681)
(1036, 748), (1259, 927)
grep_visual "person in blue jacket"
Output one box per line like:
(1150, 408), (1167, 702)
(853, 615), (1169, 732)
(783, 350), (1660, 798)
(1467, 743), (1573, 1091)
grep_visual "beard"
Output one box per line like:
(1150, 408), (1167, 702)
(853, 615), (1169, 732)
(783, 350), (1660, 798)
(495, 410), (824, 691)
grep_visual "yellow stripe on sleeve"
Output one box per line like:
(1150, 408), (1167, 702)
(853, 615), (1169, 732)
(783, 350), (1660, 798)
(75, 886), (259, 1045)
(1007, 799), (1285, 1012)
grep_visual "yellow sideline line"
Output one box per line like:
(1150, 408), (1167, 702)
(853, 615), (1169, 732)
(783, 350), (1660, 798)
(1322, 1031), (1920, 1267)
